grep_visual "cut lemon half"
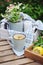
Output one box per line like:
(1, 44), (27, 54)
(33, 46), (43, 56)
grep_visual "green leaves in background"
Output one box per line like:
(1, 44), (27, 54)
(0, 0), (43, 21)
(33, 36), (43, 48)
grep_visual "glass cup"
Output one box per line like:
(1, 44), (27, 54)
(12, 33), (26, 52)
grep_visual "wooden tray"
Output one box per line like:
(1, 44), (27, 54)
(24, 45), (43, 64)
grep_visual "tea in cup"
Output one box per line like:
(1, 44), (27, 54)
(13, 33), (26, 52)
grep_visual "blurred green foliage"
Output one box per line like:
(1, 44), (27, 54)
(0, 0), (43, 21)
(0, 0), (12, 20)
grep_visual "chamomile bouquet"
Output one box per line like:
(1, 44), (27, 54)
(1, 3), (23, 23)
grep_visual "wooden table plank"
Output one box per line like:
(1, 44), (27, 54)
(0, 58), (34, 65)
(0, 54), (24, 63)
(0, 45), (11, 51)
(0, 41), (9, 46)
(0, 50), (13, 57)
(0, 40), (42, 65)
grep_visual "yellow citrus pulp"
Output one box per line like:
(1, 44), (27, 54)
(33, 46), (43, 56)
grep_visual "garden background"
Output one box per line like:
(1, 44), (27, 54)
(0, 0), (43, 21)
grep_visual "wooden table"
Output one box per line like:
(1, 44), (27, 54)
(0, 40), (42, 65)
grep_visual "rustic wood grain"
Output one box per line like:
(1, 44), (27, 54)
(0, 58), (34, 65)
(0, 50), (13, 57)
(0, 45), (11, 51)
(0, 54), (24, 63)
(0, 40), (9, 46)
(0, 40), (42, 65)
